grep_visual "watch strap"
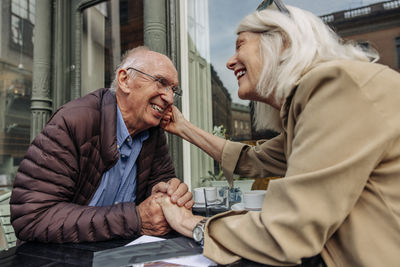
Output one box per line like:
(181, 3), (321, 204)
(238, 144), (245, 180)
(193, 218), (209, 246)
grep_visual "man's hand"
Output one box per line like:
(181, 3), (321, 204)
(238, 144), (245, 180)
(137, 193), (171, 236)
(152, 178), (194, 209)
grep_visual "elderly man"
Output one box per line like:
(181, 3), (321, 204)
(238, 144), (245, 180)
(10, 46), (193, 243)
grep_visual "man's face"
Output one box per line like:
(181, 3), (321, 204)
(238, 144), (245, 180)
(118, 52), (179, 135)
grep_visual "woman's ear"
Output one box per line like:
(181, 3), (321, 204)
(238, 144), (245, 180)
(117, 69), (131, 94)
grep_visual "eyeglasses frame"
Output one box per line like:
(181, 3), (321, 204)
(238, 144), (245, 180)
(126, 67), (182, 97)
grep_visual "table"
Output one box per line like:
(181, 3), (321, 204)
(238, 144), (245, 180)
(0, 235), (274, 267)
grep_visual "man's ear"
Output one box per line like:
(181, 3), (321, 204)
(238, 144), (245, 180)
(117, 69), (131, 94)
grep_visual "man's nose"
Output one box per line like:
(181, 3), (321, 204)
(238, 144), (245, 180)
(226, 54), (237, 70)
(161, 90), (174, 105)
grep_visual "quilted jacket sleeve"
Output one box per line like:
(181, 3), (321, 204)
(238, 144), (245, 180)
(10, 108), (141, 243)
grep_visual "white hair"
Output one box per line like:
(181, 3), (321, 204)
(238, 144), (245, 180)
(236, 6), (379, 132)
(109, 46), (150, 93)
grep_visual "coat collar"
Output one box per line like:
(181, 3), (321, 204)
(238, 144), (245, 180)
(100, 89), (119, 168)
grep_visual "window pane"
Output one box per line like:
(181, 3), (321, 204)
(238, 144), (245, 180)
(1, 1), (35, 189)
(11, 1), (20, 16)
(81, 0), (143, 96)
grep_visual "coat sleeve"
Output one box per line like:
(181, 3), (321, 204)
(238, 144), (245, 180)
(10, 108), (141, 243)
(203, 69), (395, 265)
(221, 134), (287, 185)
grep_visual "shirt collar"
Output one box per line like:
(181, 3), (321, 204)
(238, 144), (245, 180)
(116, 105), (132, 148)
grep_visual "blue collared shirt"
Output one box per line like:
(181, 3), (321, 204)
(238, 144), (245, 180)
(89, 106), (149, 206)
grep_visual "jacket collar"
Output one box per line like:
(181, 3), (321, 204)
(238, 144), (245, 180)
(100, 89), (119, 168)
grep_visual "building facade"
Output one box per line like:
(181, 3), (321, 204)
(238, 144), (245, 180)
(321, 0), (400, 72)
(231, 103), (251, 141)
(211, 65), (232, 138)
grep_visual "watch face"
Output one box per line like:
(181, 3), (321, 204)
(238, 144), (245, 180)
(193, 226), (203, 242)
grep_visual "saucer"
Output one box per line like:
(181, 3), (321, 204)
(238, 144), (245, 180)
(193, 203), (205, 208)
(231, 203), (245, 211)
(231, 203), (261, 211)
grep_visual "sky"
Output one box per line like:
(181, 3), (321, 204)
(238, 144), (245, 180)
(207, 0), (386, 105)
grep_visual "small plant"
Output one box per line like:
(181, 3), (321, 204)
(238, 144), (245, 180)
(212, 125), (226, 139)
(201, 169), (224, 185)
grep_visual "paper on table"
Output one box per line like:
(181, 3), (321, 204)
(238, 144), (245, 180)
(127, 235), (216, 267)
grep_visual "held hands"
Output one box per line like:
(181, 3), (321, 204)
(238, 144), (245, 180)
(138, 179), (194, 237)
(137, 192), (171, 236)
(152, 178), (194, 209)
(156, 195), (204, 238)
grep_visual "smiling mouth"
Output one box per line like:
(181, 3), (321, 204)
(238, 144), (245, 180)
(235, 69), (246, 79)
(151, 104), (164, 113)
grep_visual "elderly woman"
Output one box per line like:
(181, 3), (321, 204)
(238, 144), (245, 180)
(159, 1), (400, 266)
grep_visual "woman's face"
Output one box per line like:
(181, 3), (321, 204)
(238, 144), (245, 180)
(226, 32), (262, 101)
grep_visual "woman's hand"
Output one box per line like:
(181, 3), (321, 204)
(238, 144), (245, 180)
(161, 105), (187, 136)
(157, 195), (204, 238)
(162, 105), (226, 164)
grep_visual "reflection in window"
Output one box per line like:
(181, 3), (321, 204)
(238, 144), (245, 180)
(10, 0), (35, 57)
(81, 0), (143, 96)
(1, 0), (35, 188)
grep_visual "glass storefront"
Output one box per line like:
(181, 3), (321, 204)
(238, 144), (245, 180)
(0, 0), (398, 190)
(0, 0), (35, 188)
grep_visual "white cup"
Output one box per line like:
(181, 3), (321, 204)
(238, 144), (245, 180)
(243, 190), (266, 210)
(204, 187), (217, 204)
(193, 187), (218, 205)
(193, 187), (206, 204)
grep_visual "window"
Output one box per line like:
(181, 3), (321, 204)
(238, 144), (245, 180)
(81, 0), (144, 96)
(10, 0), (35, 57)
(0, 0), (35, 188)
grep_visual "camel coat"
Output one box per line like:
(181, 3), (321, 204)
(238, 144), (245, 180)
(203, 60), (400, 266)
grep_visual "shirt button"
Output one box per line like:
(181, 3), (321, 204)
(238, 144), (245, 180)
(117, 145), (120, 149)
(121, 155), (126, 158)
(126, 137), (130, 142)
(114, 202), (119, 205)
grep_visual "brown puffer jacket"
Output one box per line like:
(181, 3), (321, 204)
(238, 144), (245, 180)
(10, 88), (175, 243)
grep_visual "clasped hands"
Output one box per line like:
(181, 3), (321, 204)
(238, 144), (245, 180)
(138, 178), (199, 236)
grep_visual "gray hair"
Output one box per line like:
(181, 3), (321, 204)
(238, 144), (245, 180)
(109, 46), (151, 94)
(237, 6), (379, 131)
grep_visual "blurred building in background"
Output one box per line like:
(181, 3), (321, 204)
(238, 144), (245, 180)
(231, 103), (251, 141)
(321, 0), (400, 72)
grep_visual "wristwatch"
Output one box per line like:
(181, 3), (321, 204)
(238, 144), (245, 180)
(192, 218), (208, 246)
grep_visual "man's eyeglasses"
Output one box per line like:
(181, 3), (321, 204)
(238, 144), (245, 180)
(126, 67), (182, 97)
(256, 0), (290, 15)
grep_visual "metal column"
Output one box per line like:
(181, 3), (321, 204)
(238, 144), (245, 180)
(30, 0), (53, 140)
